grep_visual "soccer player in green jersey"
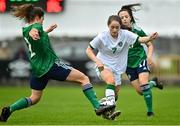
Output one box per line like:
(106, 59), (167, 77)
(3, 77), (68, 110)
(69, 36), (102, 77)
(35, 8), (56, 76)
(118, 3), (163, 117)
(0, 4), (115, 122)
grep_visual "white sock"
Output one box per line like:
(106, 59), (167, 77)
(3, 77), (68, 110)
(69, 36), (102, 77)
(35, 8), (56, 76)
(105, 89), (115, 104)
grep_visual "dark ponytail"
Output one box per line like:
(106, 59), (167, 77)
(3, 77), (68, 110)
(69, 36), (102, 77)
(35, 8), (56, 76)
(11, 4), (44, 23)
(117, 3), (141, 23)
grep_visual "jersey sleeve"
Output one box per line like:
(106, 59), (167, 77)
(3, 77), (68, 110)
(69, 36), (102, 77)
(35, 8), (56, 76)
(132, 24), (147, 37)
(89, 35), (101, 50)
(139, 29), (147, 37)
(126, 30), (139, 45)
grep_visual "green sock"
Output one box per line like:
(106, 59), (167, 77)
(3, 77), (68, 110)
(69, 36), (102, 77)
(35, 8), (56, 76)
(10, 97), (32, 113)
(106, 84), (115, 90)
(141, 84), (153, 112)
(83, 84), (100, 109)
(148, 81), (156, 89)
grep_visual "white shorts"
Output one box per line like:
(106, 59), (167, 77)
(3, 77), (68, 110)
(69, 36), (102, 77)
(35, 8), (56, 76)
(95, 66), (122, 86)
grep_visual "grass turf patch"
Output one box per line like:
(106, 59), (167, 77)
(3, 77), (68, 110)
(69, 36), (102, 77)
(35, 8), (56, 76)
(0, 84), (179, 125)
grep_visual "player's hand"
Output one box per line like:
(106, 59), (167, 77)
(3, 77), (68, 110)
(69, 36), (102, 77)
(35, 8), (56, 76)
(95, 60), (104, 72)
(98, 66), (104, 72)
(149, 32), (158, 41)
(29, 28), (40, 40)
(46, 24), (57, 33)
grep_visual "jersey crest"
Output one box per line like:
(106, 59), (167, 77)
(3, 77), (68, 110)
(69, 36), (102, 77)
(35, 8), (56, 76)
(118, 41), (123, 47)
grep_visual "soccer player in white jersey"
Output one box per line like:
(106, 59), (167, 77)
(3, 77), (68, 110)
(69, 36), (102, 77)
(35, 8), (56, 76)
(86, 15), (158, 120)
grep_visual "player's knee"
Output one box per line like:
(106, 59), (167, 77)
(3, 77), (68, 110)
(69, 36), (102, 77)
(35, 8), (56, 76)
(106, 78), (115, 84)
(79, 74), (90, 84)
(139, 80), (149, 85)
(30, 95), (41, 105)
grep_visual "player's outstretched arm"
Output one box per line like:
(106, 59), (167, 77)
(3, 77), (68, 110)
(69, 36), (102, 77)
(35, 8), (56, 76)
(138, 32), (158, 43)
(146, 42), (155, 66)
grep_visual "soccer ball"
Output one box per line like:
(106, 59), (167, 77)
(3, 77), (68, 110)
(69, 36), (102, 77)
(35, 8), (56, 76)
(99, 97), (115, 106)
(99, 97), (117, 120)
(99, 97), (107, 104)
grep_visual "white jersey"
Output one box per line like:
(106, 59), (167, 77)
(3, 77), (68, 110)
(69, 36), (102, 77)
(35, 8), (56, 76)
(90, 29), (138, 74)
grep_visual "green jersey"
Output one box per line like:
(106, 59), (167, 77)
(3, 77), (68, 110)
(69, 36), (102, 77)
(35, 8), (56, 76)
(22, 23), (58, 77)
(127, 24), (147, 68)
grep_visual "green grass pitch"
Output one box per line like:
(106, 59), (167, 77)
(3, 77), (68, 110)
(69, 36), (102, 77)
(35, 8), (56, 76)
(0, 84), (179, 125)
